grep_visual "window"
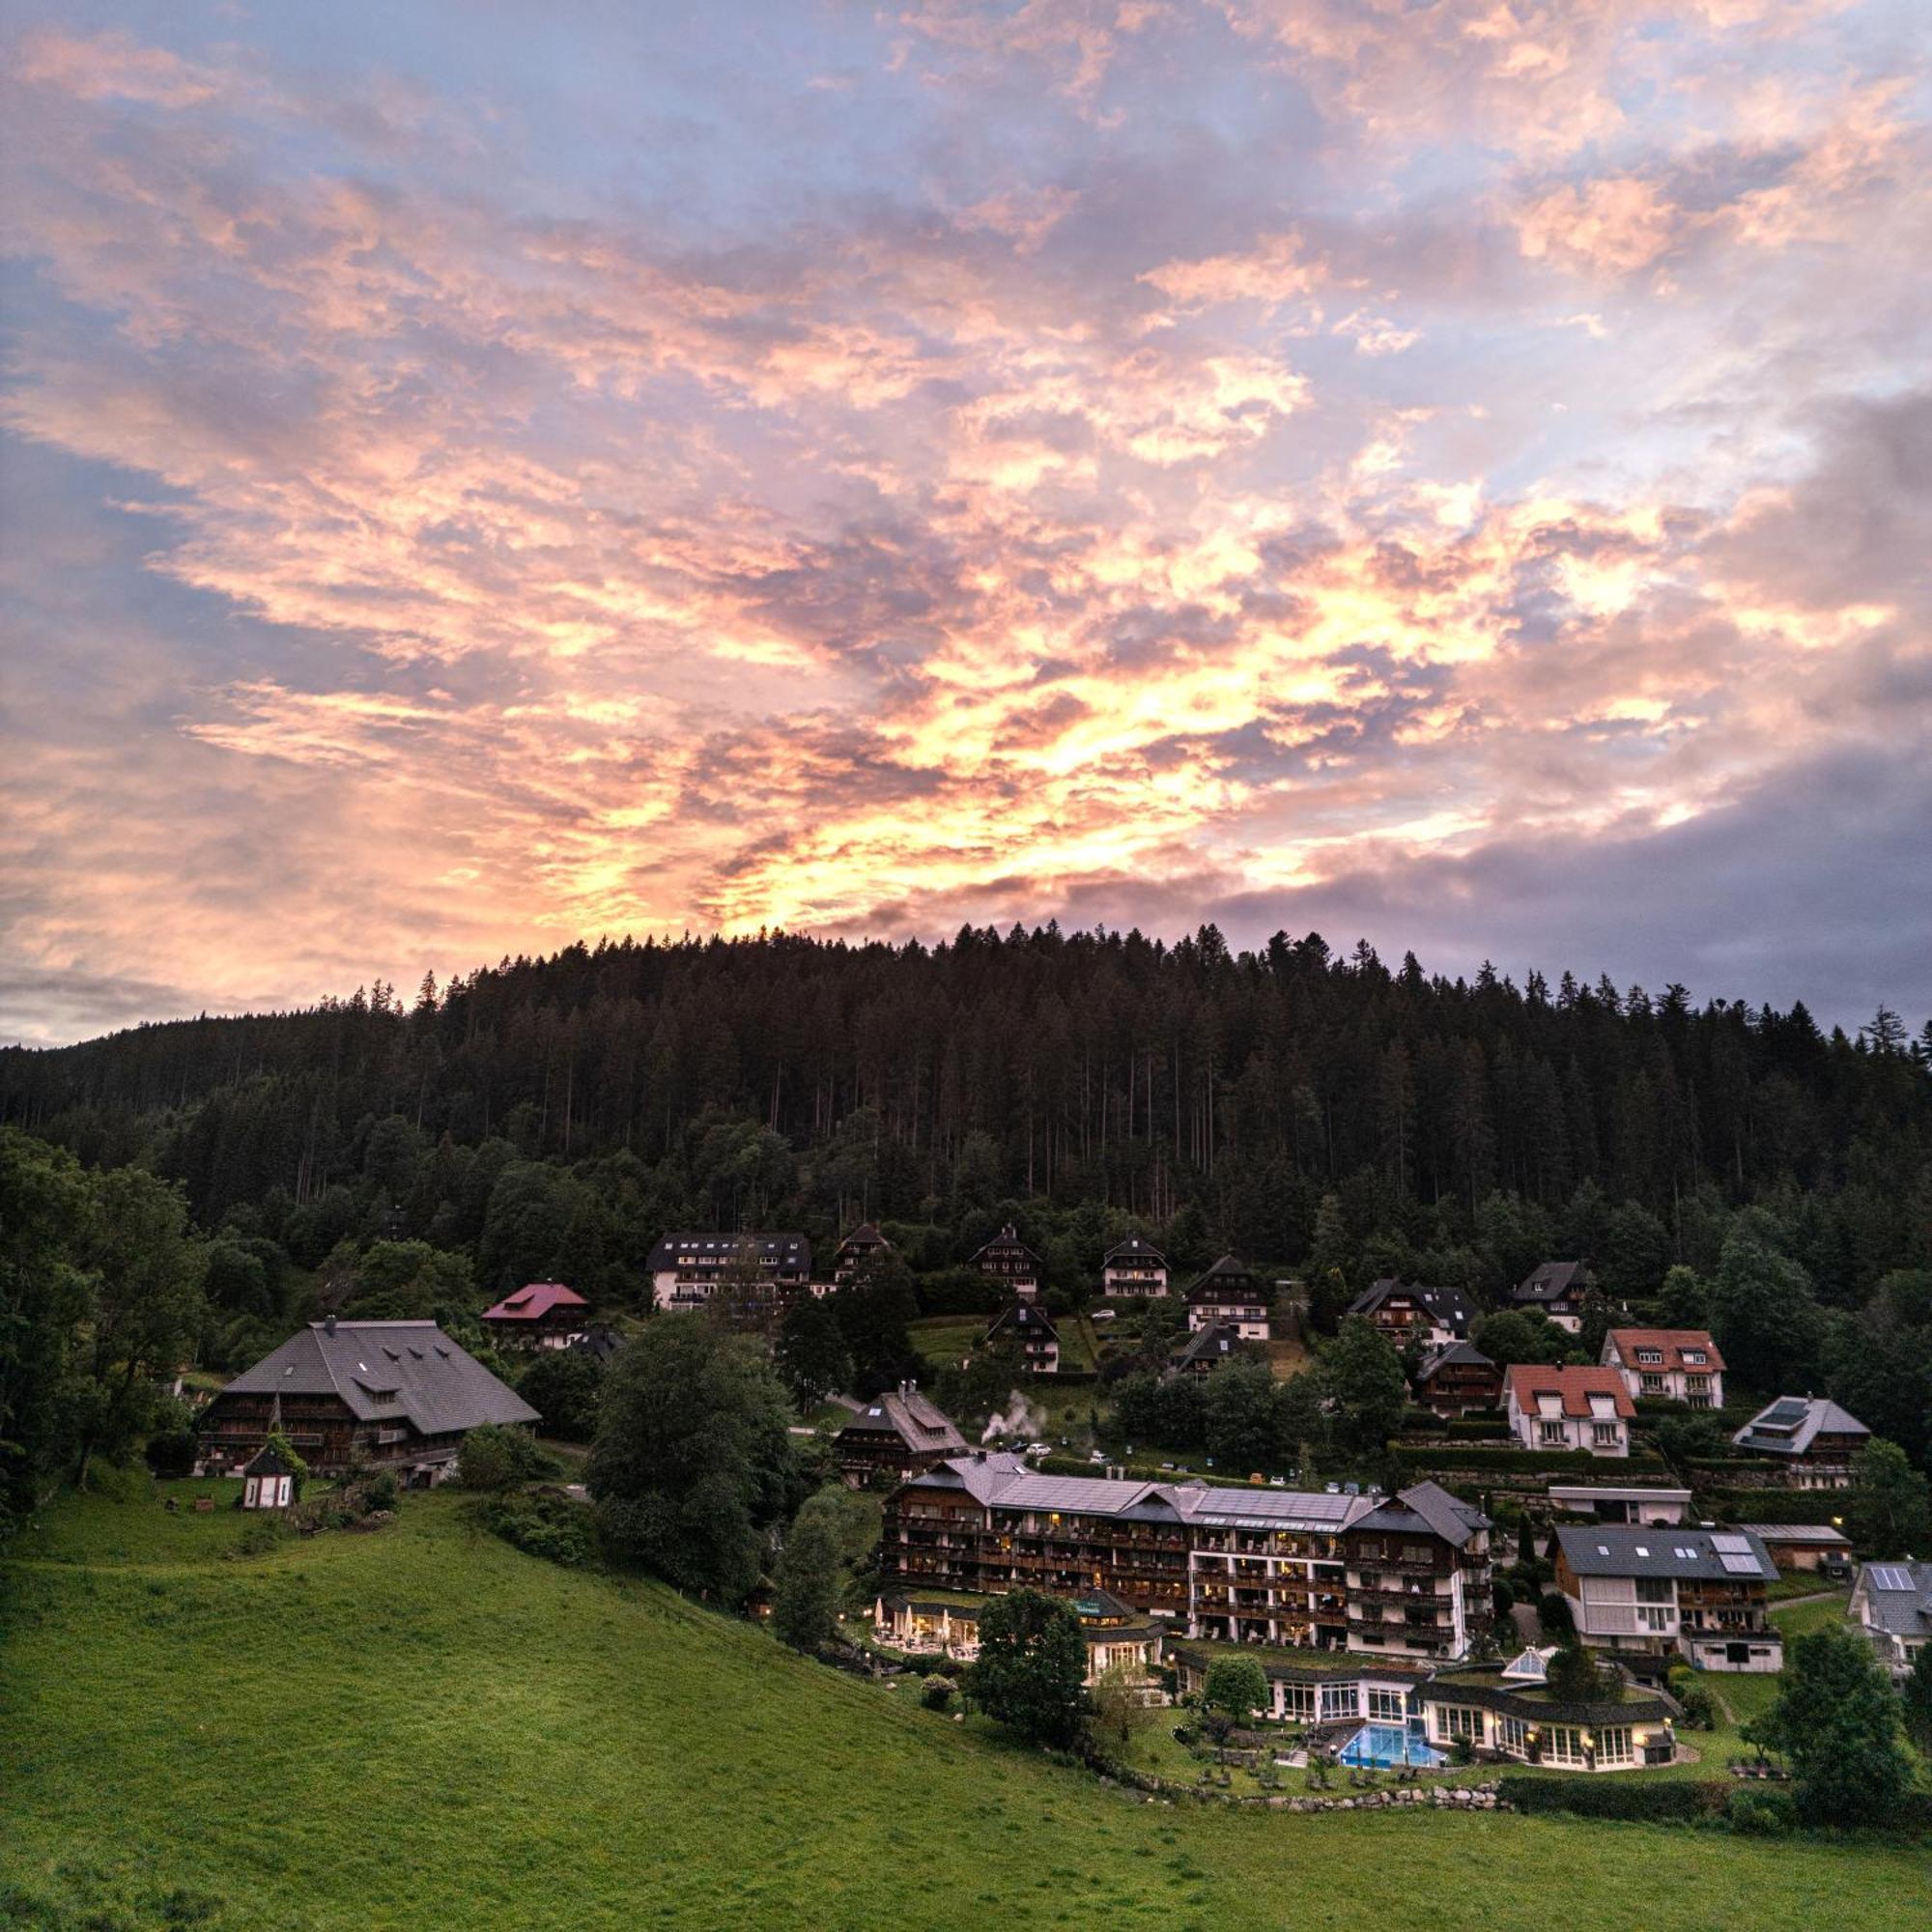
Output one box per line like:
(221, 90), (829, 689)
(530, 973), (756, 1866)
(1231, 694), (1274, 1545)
(1635, 1349), (1662, 1365)
(1320, 1683), (1358, 1721)
(1497, 1715), (1528, 1757)
(1368, 1688), (1406, 1721)
(1401, 1544), (1435, 1564)
(1280, 1682), (1316, 1721)
(1640, 1375), (1665, 1394)
(1592, 1422), (1621, 1447)
(1539, 1421), (1568, 1446)
(1542, 1725), (1586, 1768)
(1636, 1577), (1670, 1602)
(1597, 1725), (1634, 1768)
(1434, 1704), (1483, 1743)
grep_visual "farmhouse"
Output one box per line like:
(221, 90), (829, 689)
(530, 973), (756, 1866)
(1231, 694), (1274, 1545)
(1850, 1561), (1932, 1678)
(1554, 1524), (1782, 1673)
(1412, 1342), (1500, 1415)
(1511, 1261), (1591, 1331)
(969, 1223), (1043, 1299)
(828, 1222), (892, 1286)
(1345, 1279), (1474, 1347)
(1185, 1256), (1270, 1338)
(647, 1233), (812, 1312)
(1731, 1396), (1871, 1488)
(1101, 1236), (1169, 1297)
(196, 1318), (537, 1480)
(1341, 1482), (1492, 1662)
(1601, 1328), (1723, 1407)
(479, 1281), (589, 1350)
(1168, 1321), (1252, 1378)
(984, 1298), (1060, 1374)
(1504, 1365), (1634, 1458)
(833, 1382), (967, 1486)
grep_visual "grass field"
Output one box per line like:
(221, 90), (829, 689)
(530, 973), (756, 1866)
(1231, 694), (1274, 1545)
(3, 1485), (1927, 1932)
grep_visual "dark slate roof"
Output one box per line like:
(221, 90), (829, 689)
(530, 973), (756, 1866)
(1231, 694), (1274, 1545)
(1347, 1278), (1475, 1336)
(1858, 1562), (1932, 1637)
(242, 1441), (298, 1477)
(1103, 1236), (1167, 1266)
(570, 1325), (627, 1362)
(1732, 1396), (1870, 1457)
(970, 1223), (1042, 1267)
(986, 1299), (1059, 1342)
(646, 1232), (812, 1272)
(217, 1321), (538, 1437)
(838, 1386), (967, 1456)
(1416, 1341), (1494, 1380)
(1514, 1261), (1588, 1305)
(1352, 1481), (1489, 1549)
(1186, 1255), (1264, 1301)
(1557, 1524), (1776, 1582)
(1171, 1321), (1249, 1371)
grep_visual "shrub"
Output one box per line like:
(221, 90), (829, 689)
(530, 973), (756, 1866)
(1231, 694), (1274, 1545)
(362, 1470), (400, 1513)
(481, 1492), (592, 1567)
(1498, 1776), (1727, 1824)
(1492, 1575), (1516, 1620)
(145, 1429), (199, 1479)
(458, 1425), (559, 1492)
(922, 1674), (954, 1712)
(1726, 1787), (1796, 1835)
(1535, 1590), (1574, 1636)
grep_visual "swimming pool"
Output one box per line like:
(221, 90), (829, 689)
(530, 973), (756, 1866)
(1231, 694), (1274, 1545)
(1337, 1723), (1446, 1769)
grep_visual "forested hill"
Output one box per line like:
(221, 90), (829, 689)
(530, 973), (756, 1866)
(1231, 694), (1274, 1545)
(4, 926), (1928, 1302)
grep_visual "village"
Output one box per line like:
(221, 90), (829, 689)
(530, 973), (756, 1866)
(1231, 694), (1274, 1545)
(183, 1219), (1928, 1804)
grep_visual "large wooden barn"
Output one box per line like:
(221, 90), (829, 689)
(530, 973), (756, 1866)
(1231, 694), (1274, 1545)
(196, 1318), (538, 1482)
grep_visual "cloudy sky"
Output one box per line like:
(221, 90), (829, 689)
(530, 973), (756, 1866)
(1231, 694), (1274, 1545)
(3, 1), (1928, 1046)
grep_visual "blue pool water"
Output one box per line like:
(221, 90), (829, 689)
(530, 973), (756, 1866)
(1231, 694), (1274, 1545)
(1337, 1723), (1446, 1769)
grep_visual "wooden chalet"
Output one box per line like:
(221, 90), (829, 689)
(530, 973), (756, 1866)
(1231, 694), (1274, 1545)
(834, 1382), (967, 1486)
(1731, 1396), (1871, 1488)
(985, 1298), (1060, 1374)
(1168, 1321), (1252, 1377)
(1184, 1255), (1269, 1338)
(1100, 1236), (1169, 1297)
(1341, 1482), (1492, 1662)
(970, 1223), (1043, 1298)
(1511, 1260), (1591, 1331)
(196, 1318), (538, 1482)
(479, 1281), (589, 1350)
(829, 1222), (892, 1287)
(1412, 1342), (1501, 1415)
(1346, 1278), (1474, 1347)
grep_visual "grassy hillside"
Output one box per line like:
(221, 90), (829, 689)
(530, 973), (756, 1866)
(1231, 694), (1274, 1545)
(3, 1484), (1926, 1932)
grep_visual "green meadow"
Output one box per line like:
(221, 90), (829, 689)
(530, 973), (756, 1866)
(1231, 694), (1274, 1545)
(3, 1482), (1926, 1932)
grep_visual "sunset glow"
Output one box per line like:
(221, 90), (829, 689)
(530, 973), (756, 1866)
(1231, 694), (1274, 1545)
(4, 1), (1929, 1042)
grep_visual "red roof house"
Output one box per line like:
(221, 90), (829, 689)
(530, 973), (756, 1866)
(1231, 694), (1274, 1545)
(1504, 1365), (1636, 1459)
(480, 1282), (590, 1350)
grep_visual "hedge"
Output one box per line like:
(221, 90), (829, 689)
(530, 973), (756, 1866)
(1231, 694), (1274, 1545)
(1498, 1776), (1729, 1824)
(1391, 1446), (1670, 1476)
(1444, 1416), (1510, 1439)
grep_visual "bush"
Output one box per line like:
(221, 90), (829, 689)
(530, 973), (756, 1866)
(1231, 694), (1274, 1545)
(1536, 1591), (1574, 1636)
(1492, 1575), (1516, 1620)
(1499, 1776), (1728, 1824)
(362, 1470), (400, 1513)
(1390, 1445), (1668, 1475)
(480, 1492), (592, 1567)
(922, 1674), (954, 1712)
(1726, 1787), (1797, 1835)
(145, 1429), (199, 1478)
(457, 1425), (560, 1492)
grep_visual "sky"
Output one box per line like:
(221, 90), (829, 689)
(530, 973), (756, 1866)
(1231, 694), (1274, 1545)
(2, 1), (1929, 1047)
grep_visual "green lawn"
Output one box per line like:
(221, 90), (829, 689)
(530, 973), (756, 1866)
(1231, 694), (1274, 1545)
(3, 1483), (1927, 1932)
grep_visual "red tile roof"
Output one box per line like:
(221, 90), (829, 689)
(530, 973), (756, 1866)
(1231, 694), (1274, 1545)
(1605, 1328), (1725, 1374)
(1505, 1364), (1635, 1419)
(481, 1281), (588, 1321)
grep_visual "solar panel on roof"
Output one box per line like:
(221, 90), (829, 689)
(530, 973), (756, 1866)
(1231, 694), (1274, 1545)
(1719, 1552), (1764, 1576)
(1711, 1534), (1752, 1552)
(1869, 1565), (1916, 1591)
(1761, 1399), (1809, 1424)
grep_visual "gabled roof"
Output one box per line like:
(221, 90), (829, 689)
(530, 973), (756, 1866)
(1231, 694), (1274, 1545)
(1352, 1481), (1490, 1549)
(646, 1233), (812, 1272)
(1416, 1341), (1495, 1381)
(1858, 1562), (1932, 1637)
(1505, 1364), (1634, 1419)
(1605, 1328), (1724, 1374)
(1558, 1524), (1776, 1582)
(1170, 1321), (1249, 1371)
(1347, 1278), (1474, 1336)
(242, 1441), (298, 1478)
(970, 1223), (1042, 1267)
(481, 1281), (588, 1322)
(1747, 1524), (1850, 1546)
(1514, 1261), (1589, 1305)
(1186, 1255), (1264, 1302)
(838, 1386), (967, 1456)
(1103, 1236), (1167, 1266)
(986, 1299), (1058, 1342)
(214, 1321), (537, 1437)
(1732, 1396), (1870, 1457)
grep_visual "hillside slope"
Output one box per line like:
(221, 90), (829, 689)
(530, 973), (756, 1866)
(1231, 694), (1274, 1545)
(2, 1487), (1925, 1932)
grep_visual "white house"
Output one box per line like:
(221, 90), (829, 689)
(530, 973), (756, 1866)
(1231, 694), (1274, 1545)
(1505, 1366), (1635, 1459)
(1556, 1525), (1783, 1673)
(1601, 1328), (1724, 1408)
(1101, 1236), (1169, 1297)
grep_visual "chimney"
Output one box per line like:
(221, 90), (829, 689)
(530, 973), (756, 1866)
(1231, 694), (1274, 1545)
(324, 1314), (337, 1336)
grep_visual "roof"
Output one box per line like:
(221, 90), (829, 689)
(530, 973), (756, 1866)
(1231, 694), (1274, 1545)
(1416, 1341), (1494, 1380)
(645, 1232), (812, 1272)
(1347, 1278), (1475, 1336)
(1733, 1396), (1871, 1457)
(1505, 1364), (1635, 1419)
(1351, 1481), (1489, 1549)
(1557, 1523), (1776, 1582)
(1747, 1524), (1851, 1547)
(1514, 1261), (1589, 1305)
(480, 1281), (588, 1322)
(213, 1321), (538, 1438)
(970, 1223), (1041, 1267)
(986, 1300), (1059, 1342)
(242, 1441), (298, 1477)
(837, 1386), (967, 1456)
(1605, 1328), (1724, 1374)
(1858, 1562), (1932, 1637)
(1548, 1485), (1692, 1505)
(1186, 1255), (1264, 1302)
(1103, 1236), (1167, 1266)
(1170, 1321), (1251, 1371)
(570, 1325), (626, 1362)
